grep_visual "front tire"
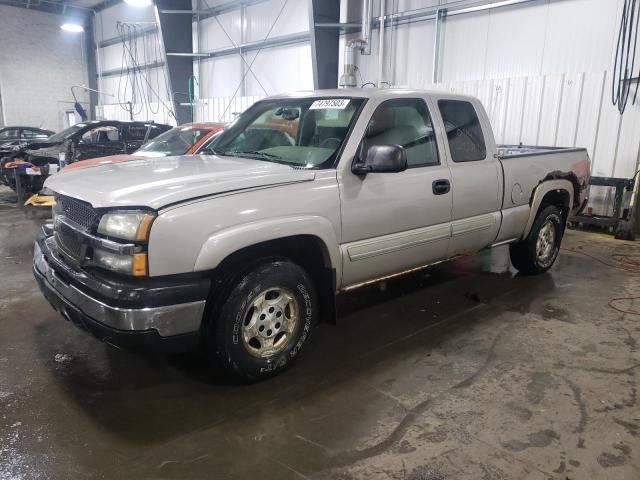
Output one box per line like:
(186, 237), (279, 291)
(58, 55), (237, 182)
(209, 259), (317, 381)
(510, 205), (564, 275)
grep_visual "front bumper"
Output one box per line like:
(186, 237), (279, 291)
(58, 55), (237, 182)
(33, 231), (210, 353)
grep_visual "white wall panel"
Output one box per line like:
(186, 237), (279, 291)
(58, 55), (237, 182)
(476, 78), (495, 118)
(575, 71), (606, 157)
(593, 72), (621, 177)
(0, 5), (88, 130)
(94, 3), (157, 42)
(389, 20), (435, 87)
(199, 56), (243, 97)
(502, 77), (526, 145)
(99, 32), (162, 73)
(537, 74), (563, 146)
(555, 73), (584, 147)
(98, 66), (169, 108)
(519, 76), (544, 146)
(541, 0), (621, 75)
(245, 0), (309, 42)
(198, 10), (242, 52)
(99, 102), (175, 126)
(441, 12), (488, 82)
(193, 95), (263, 123)
(613, 103), (640, 178)
(488, 78), (509, 141)
(95, 3), (173, 123)
(483, 0), (547, 79)
(244, 43), (314, 95)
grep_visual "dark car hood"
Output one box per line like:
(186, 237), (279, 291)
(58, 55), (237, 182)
(23, 141), (64, 153)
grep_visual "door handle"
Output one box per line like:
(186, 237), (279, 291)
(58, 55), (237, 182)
(432, 179), (451, 195)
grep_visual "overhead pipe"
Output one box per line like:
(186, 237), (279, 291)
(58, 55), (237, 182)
(377, 0), (386, 87)
(339, 0), (373, 88)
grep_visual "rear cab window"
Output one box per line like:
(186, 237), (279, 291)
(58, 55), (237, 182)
(438, 100), (486, 162)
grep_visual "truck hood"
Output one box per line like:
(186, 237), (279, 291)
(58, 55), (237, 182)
(45, 155), (316, 209)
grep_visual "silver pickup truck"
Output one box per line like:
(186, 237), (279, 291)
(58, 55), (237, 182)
(33, 89), (590, 380)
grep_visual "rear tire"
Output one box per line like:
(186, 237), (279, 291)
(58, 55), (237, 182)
(510, 205), (564, 275)
(208, 259), (317, 381)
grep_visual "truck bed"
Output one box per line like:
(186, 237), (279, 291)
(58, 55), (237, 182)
(491, 144), (590, 244)
(497, 145), (587, 158)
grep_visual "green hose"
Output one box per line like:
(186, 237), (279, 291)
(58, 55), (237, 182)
(187, 75), (198, 124)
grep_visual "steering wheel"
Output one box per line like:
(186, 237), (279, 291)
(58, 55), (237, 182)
(319, 137), (341, 149)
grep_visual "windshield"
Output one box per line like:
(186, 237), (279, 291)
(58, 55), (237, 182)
(46, 123), (89, 142)
(137, 126), (211, 156)
(211, 97), (366, 168)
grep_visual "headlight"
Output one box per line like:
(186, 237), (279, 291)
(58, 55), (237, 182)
(97, 211), (155, 241)
(94, 210), (155, 276)
(93, 248), (148, 276)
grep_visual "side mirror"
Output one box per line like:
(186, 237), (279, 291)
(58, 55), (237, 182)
(352, 144), (408, 175)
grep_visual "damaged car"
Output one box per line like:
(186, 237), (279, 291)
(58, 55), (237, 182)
(0, 126), (54, 157)
(1, 120), (171, 193)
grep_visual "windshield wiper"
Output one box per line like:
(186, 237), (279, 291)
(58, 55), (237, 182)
(224, 150), (286, 163)
(200, 147), (225, 156)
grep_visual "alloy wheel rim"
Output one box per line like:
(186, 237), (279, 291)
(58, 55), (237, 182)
(536, 220), (557, 267)
(241, 287), (299, 359)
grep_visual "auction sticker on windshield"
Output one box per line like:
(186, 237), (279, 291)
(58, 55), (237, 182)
(309, 99), (350, 110)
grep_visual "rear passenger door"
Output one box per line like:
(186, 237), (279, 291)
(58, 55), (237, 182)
(339, 97), (453, 287)
(431, 97), (502, 255)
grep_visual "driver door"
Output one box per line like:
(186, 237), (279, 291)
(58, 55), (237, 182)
(339, 97), (453, 287)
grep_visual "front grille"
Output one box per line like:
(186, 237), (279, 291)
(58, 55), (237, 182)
(56, 221), (86, 261)
(55, 194), (98, 231)
(53, 194), (98, 265)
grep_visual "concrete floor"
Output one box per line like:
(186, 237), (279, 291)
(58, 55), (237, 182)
(0, 186), (639, 480)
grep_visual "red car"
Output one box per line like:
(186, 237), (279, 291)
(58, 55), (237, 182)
(65, 122), (225, 171)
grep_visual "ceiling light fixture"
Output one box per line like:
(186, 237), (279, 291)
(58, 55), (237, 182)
(61, 22), (84, 33)
(125, 0), (153, 7)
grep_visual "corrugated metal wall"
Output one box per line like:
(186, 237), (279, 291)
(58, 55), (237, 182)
(195, 0), (314, 100)
(350, 0), (640, 186)
(94, 2), (175, 125)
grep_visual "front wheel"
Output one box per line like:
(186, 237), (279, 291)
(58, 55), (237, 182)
(510, 205), (564, 275)
(209, 259), (317, 381)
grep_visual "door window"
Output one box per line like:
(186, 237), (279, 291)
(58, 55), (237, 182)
(80, 126), (120, 144)
(147, 125), (167, 140)
(22, 129), (49, 139)
(125, 125), (148, 142)
(438, 100), (486, 162)
(361, 98), (439, 167)
(0, 128), (20, 140)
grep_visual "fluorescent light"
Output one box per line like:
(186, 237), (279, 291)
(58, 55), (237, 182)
(61, 23), (84, 33)
(125, 0), (153, 6)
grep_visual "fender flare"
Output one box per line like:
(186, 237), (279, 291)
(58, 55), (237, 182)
(194, 215), (342, 281)
(522, 179), (574, 239)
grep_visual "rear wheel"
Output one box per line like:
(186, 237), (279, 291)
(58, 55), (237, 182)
(510, 205), (564, 275)
(208, 259), (317, 381)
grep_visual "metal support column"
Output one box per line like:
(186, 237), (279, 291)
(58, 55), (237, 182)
(155, 0), (194, 125)
(308, 0), (341, 89)
(85, 14), (98, 120)
(240, 3), (247, 97)
(432, 7), (445, 85)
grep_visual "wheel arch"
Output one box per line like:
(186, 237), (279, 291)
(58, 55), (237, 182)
(522, 179), (574, 239)
(196, 217), (340, 324)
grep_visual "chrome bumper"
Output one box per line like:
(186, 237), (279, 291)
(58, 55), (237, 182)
(33, 241), (206, 337)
